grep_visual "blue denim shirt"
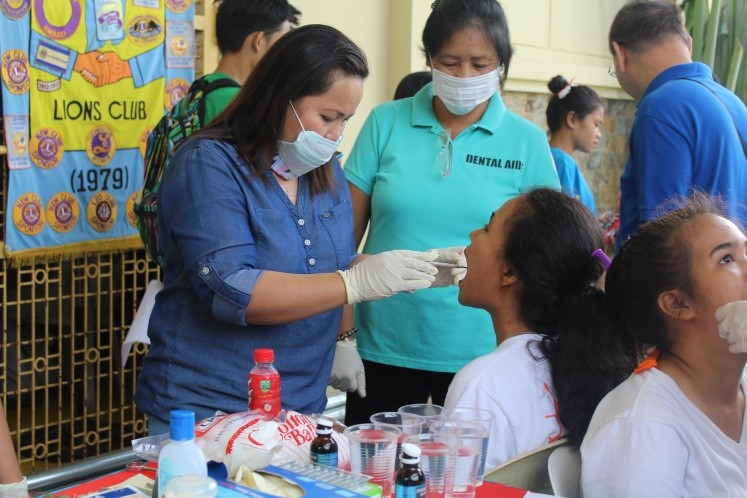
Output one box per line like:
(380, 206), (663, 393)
(134, 138), (356, 421)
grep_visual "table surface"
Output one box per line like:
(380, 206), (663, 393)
(52, 464), (545, 498)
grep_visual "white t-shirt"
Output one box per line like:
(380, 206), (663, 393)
(581, 367), (747, 497)
(444, 333), (564, 470)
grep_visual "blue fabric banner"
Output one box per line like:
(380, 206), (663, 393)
(1, 0), (194, 261)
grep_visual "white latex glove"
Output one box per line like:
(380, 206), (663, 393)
(427, 246), (467, 287)
(0, 477), (28, 498)
(338, 250), (437, 304)
(329, 338), (366, 398)
(716, 301), (747, 353)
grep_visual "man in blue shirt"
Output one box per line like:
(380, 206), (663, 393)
(610, 0), (747, 250)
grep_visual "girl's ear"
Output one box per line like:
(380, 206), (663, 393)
(565, 111), (578, 130)
(658, 289), (696, 321)
(500, 264), (519, 287)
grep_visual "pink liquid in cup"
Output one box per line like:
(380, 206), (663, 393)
(348, 427), (399, 498)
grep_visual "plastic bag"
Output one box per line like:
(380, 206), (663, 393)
(193, 410), (350, 478)
(274, 411), (349, 469)
(195, 410), (282, 477)
(131, 432), (170, 461)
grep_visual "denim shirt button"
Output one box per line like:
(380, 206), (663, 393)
(304, 239), (311, 246)
(297, 219), (305, 226)
(308, 258), (316, 266)
(200, 266), (210, 275)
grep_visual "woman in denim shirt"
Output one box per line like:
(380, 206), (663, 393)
(134, 25), (438, 433)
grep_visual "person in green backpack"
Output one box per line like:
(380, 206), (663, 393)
(203, 0), (301, 124)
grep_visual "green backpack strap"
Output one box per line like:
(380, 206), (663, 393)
(190, 76), (241, 125)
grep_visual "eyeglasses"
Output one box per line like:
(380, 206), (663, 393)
(436, 129), (453, 177)
(608, 66), (616, 78)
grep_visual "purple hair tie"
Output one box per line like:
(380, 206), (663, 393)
(591, 249), (612, 271)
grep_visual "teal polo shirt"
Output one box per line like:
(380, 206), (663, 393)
(344, 82), (560, 372)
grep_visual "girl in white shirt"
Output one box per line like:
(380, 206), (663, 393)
(581, 193), (747, 497)
(446, 188), (635, 469)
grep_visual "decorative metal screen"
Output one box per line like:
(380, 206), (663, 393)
(1, 0), (206, 473)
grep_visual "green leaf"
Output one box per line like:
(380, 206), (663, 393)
(702, 0), (723, 66)
(725, 40), (743, 92)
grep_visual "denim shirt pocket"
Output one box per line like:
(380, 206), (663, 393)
(318, 200), (354, 269)
(196, 260), (251, 326)
(253, 206), (302, 271)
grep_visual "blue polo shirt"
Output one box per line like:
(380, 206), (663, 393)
(345, 82), (560, 372)
(551, 147), (597, 215)
(617, 62), (747, 249)
(135, 137), (357, 421)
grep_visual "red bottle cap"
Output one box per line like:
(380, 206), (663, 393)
(254, 348), (274, 363)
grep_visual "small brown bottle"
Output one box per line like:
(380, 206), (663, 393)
(395, 443), (426, 498)
(310, 417), (338, 467)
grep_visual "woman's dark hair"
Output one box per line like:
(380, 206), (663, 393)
(394, 71), (432, 100)
(201, 24), (368, 194)
(546, 75), (605, 133)
(504, 188), (636, 447)
(605, 192), (729, 358)
(422, 0), (513, 84)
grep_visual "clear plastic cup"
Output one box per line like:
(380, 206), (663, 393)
(163, 475), (218, 498)
(370, 411), (426, 437)
(370, 412), (427, 476)
(404, 432), (458, 498)
(398, 403), (445, 430)
(443, 407), (495, 485)
(345, 423), (401, 498)
(430, 421), (487, 498)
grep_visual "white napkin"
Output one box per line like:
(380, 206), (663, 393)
(121, 280), (163, 368)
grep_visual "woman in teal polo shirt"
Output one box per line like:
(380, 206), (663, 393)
(342, 0), (560, 423)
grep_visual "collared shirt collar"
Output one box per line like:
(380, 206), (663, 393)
(410, 82), (506, 134)
(641, 62), (712, 102)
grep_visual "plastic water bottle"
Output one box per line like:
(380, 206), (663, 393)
(157, 410), (207, 497)
(395, 443), (426, 498)
(248, 348), (281, 417)
(310, 417), (338, 467)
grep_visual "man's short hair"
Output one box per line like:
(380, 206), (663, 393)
(214, 0), (301, 54)
(609, 0), (688, 54)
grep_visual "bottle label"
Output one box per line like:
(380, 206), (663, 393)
(249, 372), (280, 393)
(395, 483), (426, 498)
(310, 450), (338, 467)
(158, 458), (180, 495)
(248, 370), (281, 417)
(249, 394), (282, 417)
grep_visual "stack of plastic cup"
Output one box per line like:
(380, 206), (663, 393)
(404, 432), (458, 498)
(429, 420), (487, 498)
(370, 411), (426, 437)
(398, 403), (445, 431)
(443, 407), (494, 485)
(345, 423), (401, 498)
(370, 411), (427, 476)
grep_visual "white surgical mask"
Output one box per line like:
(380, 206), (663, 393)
(431, 66), (501, 115)
(276, 101), (342, 178)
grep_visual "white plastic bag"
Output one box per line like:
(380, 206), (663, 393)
(193, 410), (350, 477)
(195, 411), (282, 477)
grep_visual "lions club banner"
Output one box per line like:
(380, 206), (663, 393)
(0, 0), (195, 261)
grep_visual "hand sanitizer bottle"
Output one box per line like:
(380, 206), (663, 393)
(157, 410), (207, 497)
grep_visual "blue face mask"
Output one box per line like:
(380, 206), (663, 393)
(276, 101), (342, 178)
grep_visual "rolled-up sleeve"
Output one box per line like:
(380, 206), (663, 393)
(159, 140), (263, 325)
